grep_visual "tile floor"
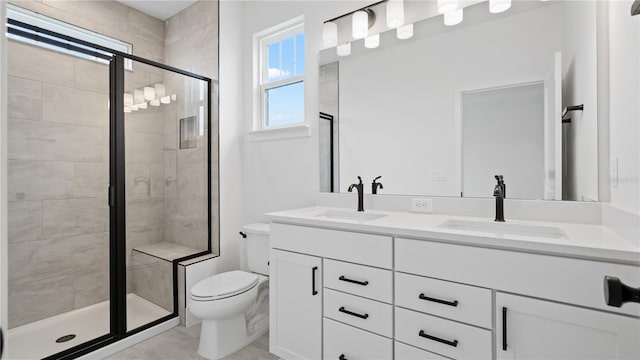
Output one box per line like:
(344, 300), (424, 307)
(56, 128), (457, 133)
(107, 324), (278, 360)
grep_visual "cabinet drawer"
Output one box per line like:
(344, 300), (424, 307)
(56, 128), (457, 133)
(396, 272), (492, 328)
(324, 288), (392, 337)
(325, 259), (392, 303)
(395, 307), (492, 359)
(395, 237), (640, 317)
(271, 223), (392, 268)
(323, 318), (392, 360)
(394, 341), (449, 360)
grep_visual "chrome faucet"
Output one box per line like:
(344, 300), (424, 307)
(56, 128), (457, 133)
(372, 176), (384, 194)
(348, 176), (365, 212)
(493, 175), (506, 222)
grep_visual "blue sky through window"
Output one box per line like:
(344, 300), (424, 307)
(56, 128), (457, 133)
(266, 81), (304, 127)
(265, 32), (305, 127)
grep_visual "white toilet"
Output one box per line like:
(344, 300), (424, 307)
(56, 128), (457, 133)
(189, 223), (270, 360)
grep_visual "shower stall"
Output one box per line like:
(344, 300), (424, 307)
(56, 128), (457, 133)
(5, 12), (215, 360)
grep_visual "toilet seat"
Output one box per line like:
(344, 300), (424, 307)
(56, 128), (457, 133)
(191, 270), (259, 301)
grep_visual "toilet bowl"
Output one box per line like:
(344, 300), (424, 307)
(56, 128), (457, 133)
(189, 223), (270, 360)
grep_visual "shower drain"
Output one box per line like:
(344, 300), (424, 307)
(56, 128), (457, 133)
(55, 334), (76, 343)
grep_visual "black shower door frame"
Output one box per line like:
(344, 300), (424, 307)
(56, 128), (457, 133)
(7, 18), (215, 360)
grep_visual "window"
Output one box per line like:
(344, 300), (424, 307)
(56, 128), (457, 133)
(257, 19), (305, 129)
(6, 4), (133, 69)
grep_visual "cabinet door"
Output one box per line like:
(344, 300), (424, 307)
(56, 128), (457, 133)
(270, 249), (322, 360)
(497, 292), (640, 359)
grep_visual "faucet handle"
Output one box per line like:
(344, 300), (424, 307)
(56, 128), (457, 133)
(373, 176), (382, 182)
(357, 176), (363, 185)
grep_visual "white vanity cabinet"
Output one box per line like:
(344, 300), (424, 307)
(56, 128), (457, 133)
(269, 220), (640, 360)
(269, 249), (323, 360)
(496, 293), (640, 359)
(269, 223), (393, 360)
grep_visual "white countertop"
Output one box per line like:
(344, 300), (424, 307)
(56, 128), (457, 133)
(266, 206), (640, 265)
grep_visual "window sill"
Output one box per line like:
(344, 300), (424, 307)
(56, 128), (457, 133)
(247, 124), (310, 142)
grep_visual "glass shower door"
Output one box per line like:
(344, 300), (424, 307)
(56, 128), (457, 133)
(6, 39), (111, 359)
(122, 58), (210, 331)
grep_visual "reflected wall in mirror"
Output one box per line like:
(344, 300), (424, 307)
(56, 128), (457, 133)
(319, 0), (601, 201)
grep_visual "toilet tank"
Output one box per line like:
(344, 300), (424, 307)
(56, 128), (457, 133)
(244, 223), (270, 276)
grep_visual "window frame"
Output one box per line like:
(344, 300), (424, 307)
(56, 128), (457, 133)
(255, 18), (306, 131)
(7, 3), (134, 70)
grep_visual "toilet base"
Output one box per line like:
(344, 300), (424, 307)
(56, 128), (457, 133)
(197, 314), (265, 360)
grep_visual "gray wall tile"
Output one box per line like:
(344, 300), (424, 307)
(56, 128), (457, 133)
(8, 201), (42, 244)
(7, 76), (41, 121)
(7, 41), (75, 86)
(9, 118), (104, 162)
(42, 83), (109, 128)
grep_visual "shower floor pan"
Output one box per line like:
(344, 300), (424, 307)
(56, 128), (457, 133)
(7, 293), (171, 359)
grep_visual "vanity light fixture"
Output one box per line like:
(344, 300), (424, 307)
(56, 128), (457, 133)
(143, 86), (155, 100)
(352, 10), (369, 39)
(364, 33), (380, 48)
(123, 93), (133, 106)
(323, 21), (338, 47)
(323, 1), (380, 50)
(154, 83), (166, 98)
(397, 23), (413, 40)
(444, 8), (463, 26)
(386, 0), (404, 28)
(133, 89), (144, 104)
(438, 0), (458, 14)
(337, 42), (352, 56)
(490, 0), (511, 13)
(123, 83), (175, 113)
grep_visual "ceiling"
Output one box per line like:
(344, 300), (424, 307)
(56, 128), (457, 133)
(116, 0), (198, 20)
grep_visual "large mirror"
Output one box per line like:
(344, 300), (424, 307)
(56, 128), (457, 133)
(319, 0), (601, 201)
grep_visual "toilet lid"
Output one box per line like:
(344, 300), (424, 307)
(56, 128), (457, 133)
(191, 271), (258, 300)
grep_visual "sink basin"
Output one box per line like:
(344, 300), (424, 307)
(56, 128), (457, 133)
(315, 210), (387, 222)
(438, 219), (567, 240)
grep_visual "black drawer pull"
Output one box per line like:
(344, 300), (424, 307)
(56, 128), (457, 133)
(339, 276), (369, 286)
(312, 266), (318, 296)
(502, 307), (508, 351)
(418, 330), (458, 347)
(338, 306), (369, 319)
(419, 293), (459, 307)
(604, 276), (640, 307)
(339, 355), (347, 360)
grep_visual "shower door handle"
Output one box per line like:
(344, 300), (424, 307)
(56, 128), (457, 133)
(108, 186), (115, 207)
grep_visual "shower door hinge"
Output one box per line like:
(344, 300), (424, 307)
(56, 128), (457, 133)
(108, 186), (115, 207)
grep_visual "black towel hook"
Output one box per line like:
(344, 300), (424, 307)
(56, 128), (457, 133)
(562, 104), (584, 124)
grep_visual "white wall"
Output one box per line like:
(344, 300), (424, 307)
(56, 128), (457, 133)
(463, 84), (545, 199)
(608, 1), (640, 212)
(216, 0), (245, 271)
(240, 1), (370, 223)
(338, 3), (564, 197)
(562, 1), (599, 202)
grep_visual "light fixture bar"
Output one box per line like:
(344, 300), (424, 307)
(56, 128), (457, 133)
(323, 0), (386, 24)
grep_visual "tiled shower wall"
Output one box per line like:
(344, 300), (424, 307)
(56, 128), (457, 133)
(6, 42), (110, 328)
(163, 1), (219, 253)
(6, 0), (166, 327)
